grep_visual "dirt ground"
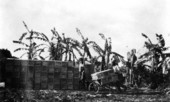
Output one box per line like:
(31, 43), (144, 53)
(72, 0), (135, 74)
(1, 88), (170, 102)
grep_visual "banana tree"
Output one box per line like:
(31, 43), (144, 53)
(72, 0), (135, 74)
(13, 21), (45, 60)
(89, 34), (123, 70)
(136, 33), (169, 89)
(61, 34), (83, 61)
(31, 28), (82, 61)
(29, 28), (64, 60)
(76, 28), (92, 60)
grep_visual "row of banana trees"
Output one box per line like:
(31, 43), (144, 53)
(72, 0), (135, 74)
(134, 33), (170, 89)
(13, 22), (123, 70)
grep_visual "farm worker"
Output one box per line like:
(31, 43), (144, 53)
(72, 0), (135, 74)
(130, 49), (137, 86)
(79, 58), (86, 89)
(79, 58), (84, 73)
(94, 61), (101, 72)
(111, 54), (120, 72)
(80, 66), (86, 89)
(126, 51), (131, 84)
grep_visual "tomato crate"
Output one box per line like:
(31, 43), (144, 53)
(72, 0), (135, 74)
(62, 62), (68, 67)
(34, 61), (42, 66)
(60, 72), (67, 78)
(55, 61), (62, 67)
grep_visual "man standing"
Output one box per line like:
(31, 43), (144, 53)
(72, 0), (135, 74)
(79, 58), (86, 90)
(130, 49), (137, 86)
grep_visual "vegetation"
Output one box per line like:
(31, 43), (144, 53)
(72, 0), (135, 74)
(13, 22), (46, 60)
(12, 23), (170, 91)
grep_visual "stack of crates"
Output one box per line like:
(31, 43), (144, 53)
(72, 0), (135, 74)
(54, 61), (62, 89)
(3, 59), (97, 90)
(34, 61), (42, 90)
(73, 63), (79, 90)
(60, 62), (68, 90)
(26, 60), (34, 89)
(5, 59), (21, 88)
(48, 61), (54, 89)
(41, 61), (48, 89)
(67, 61), (74, 89)
(20, 60), (29, 89)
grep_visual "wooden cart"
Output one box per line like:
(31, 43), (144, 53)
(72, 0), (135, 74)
(88, 69), (127, 93)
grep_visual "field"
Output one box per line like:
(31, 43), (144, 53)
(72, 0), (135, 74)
(1, 88), (170, 102)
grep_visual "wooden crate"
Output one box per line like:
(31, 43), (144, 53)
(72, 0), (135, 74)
(35, 66), (41, 72)
(60, 72), (67, 79)
(54, 66), (60, 72)
(34, 83), (40, 90)
(48, 83), (54, 89)
(67, 66), (74, 71)
(68, 61), (74, 67)
(67, 84), (73, 90)
(54, 78), (60, 84)
(48, 75), (54, 83)
(60, 79), (67, 89)
(60, 67), (67, 73)
(21, 60), (29, 66)
(54, 84), (60, 90)
(35, 73), (41, 83)
(54, 72), (60, 78)
(28, 66), (34, 74)
(47, 61), (55, 67)
(41, 66), (48, 72)
(73, 68), (79, 78)
(55, 61), (62, 67)
(42, 61), (48, 66)
(67, 79), (73, 85)
(49, 67), (54, 73)
(5, 65), (13, 73)
(62, 62), (68, 67)
(41, 82), (47, 89)
(67, 71), (73, 79)
(34, 61), (42, 66)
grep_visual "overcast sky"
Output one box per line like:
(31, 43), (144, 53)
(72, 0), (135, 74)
(0, 0), (170, 58)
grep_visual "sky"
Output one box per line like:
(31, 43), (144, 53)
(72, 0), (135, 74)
(0, 0), (170, 59)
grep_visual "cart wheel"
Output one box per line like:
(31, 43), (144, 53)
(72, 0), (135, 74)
(88, 82), (99, 93)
